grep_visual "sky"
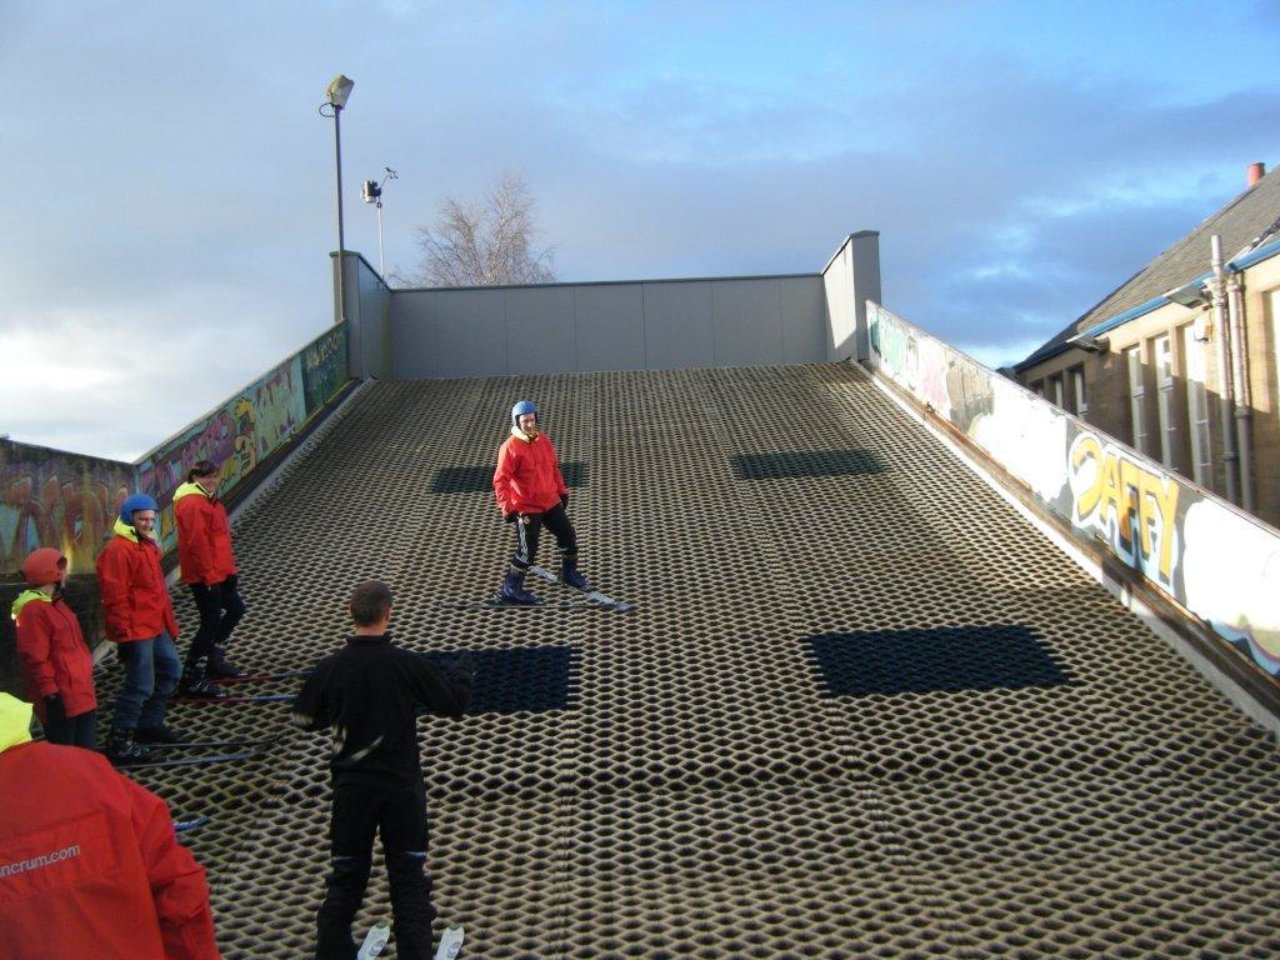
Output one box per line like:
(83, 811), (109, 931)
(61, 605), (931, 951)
(3, 0), (1278, 461)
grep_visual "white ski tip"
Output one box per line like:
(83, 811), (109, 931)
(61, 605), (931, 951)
(434, 925), (465, 960)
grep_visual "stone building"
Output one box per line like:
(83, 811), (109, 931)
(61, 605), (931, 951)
(1015, 163), (1280, 528)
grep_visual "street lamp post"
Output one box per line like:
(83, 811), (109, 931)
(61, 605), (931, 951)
(321, 74), (354, 324)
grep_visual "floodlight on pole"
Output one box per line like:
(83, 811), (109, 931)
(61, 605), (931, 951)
(320, 74), (354, 324)
(362, 167), (398, 277)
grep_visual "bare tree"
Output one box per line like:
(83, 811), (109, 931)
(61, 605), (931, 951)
(407, 171), (555, 287)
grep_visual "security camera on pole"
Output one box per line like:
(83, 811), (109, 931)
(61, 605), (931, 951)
(362, 167), (398, 278)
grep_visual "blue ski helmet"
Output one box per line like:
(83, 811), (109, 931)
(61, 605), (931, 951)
(119, 493), (158, 523)
(511, 400), (538, 427)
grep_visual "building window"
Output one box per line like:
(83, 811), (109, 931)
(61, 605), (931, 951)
(1272, 289), (1280, 416)
(1049, 374), (1064, 408)
(1154, 334), (1176, 468)
(1069, 365), (1088, 419)
(1030, 379), (1045, 398)
(1181, 324), (1211, 486)
(1125, 346), (1148, 454)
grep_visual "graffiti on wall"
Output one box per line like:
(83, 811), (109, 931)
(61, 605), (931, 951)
(1, 442), (133, 574)
(1068, 431), (1180, 592)
(303, 324), (349, 412)
(135, 357), (308, 552)
(867, 301), (1280, 680)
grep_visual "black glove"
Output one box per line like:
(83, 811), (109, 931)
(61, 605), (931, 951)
(44, 693), (68, 727)
(505, 511), (519, 524)
(560, 493), (569, 509)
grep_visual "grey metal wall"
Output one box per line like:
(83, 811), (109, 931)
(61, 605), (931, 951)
(387, 275), (828, 377)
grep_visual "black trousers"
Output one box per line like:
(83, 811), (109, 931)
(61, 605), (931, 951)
(511, 503), (577, 570)
(44, 709), (97, 750)
(314, 774), (435, 960)
(187, 575), (245, 663)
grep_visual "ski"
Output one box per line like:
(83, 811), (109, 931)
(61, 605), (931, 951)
(527, 565), (633, 611)
(215, 669), (311, 686)
(114, 749), (259, 770)
(358, 921), (390, 959)
(450, 595), (590, 611)
(174, 815), (210, 833)
(434, 925), (465, 960)
(171, 692), (296, 705)
(139, 736), (277, 751)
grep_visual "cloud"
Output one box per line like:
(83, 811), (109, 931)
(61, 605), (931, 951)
(1, 1), (1278, 459)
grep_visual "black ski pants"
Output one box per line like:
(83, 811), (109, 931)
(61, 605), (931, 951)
(186, 575), (245, 665)
(314, 774), (435, 960)
(511, 502), (577, 570)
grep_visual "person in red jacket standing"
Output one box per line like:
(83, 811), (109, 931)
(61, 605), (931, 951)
(173, 460), (246, 695)
(97, 493), (185, 764)
(0, 692), (223, 960)
(11, 547), (98, 748)
(492, 400), (591, 604)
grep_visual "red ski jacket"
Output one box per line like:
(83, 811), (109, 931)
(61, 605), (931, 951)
(96, 520), (180, 644)
(0, 738), (222, 959)
(173, 482), (237, 585)
(11, 590), (98, 720)
(494, 430), (568, 516)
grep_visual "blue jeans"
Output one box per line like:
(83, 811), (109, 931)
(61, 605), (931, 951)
(112, 631), (182, 731)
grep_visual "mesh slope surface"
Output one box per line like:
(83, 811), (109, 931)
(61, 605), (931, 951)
(104, 364), (1280, 959)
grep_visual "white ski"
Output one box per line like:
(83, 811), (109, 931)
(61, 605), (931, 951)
(527, 566), (632, 611)
(434, 925), (465, 960)
(357, 920), (390, 959)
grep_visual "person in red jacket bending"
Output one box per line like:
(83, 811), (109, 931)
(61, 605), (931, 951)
(11, 547), (99, 748)
(492, 399), (591, 604)
(97, 493), (185, 764)
(0, 692), (222, 960)
(173, 460), (246, 695)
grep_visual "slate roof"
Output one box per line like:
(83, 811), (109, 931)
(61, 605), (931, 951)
(1016, 165), (1280, 372)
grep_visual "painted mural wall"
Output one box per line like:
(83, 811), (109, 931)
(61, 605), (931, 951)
(1, 323), (350, 575)
(1, 440), (134, 576)
(867, 302), (1280, 681)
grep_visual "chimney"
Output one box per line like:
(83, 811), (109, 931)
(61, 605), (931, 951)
(1248, 162), (1266, 187)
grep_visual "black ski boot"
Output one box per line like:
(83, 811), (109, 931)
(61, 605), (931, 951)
(178, 657), (228, 699)
(497, 570), (539, 605)
(107, 727), (151, 766)
(560, 556), (590, 591)
(209, 645), (246, 680)
(136, 723), (189, 744)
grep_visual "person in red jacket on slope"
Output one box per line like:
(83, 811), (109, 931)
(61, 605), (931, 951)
(96, 493), (185, 764)
(173, 460), (246, 696)
(0, 692), (222, 960)
(11, 547), (98, 748)
(492, 399), (591, 604)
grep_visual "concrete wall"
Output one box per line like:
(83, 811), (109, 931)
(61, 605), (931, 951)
(385, 274), (829, 377)
(822, 231), (880, 362)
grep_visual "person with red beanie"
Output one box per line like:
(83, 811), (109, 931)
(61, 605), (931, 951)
(11, 547), (98, 748)
(97, 493), (185, 764)
(173, 459), (246, 695)
(0, 692), (223, 959)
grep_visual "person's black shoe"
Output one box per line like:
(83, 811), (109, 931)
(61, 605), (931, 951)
(106, 727), (152, 765)
(136, 723), (189, 744)
(177, 676), (228, 699)
(209, 646), (246, 679)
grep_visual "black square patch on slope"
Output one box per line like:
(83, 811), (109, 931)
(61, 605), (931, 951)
(805, 625), (1070, 697)
(425, 646), (579, 714)
(431, 461), (588, 494)
(730, 449), (886, 480)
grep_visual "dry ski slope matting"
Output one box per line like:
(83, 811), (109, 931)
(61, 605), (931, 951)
(115, 363), (1280, 959)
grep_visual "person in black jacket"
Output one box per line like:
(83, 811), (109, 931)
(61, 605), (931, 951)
(292, 581), (473, 960)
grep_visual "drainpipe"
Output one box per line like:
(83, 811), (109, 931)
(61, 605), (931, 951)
(1227, 268), (1254, 513)
(1210, 234), (1238, 504)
